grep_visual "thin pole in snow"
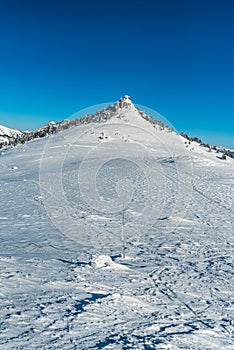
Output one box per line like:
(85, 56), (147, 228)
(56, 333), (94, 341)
(121, 207), (126, 259)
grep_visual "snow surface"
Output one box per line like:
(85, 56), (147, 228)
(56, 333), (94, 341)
(0, 102), (234, 349)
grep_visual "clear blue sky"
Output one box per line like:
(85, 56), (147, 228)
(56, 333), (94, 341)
(0, 0), (233, 147)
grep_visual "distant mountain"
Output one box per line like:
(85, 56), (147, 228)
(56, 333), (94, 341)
(0, 96), (170, 150)
(0, 125), (23, 147)
(0, 95), (233, 159)
(0, 125), (22, 138)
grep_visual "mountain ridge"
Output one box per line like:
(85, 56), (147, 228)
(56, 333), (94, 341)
(0, 96), (233, 159)
(0, 96), (171, 149)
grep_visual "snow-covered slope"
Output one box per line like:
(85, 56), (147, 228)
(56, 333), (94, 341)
(0, 124), (23, 146)
(0, 124), (22, 137)
(0, 97), (234, 349)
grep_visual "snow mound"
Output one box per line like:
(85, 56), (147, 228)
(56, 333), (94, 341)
(92, 255), (130, 271)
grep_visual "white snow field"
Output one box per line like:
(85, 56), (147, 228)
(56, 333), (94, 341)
(0, 97), (234, 349)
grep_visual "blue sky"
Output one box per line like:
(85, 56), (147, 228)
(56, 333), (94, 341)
(0, 0), (233, 147)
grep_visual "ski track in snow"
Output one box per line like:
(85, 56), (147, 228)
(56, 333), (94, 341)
(0, 112), (234, 349)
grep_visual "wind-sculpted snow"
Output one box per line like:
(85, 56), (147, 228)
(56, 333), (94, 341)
(0, 101), (234, 349)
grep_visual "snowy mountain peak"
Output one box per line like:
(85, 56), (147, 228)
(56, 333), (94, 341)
(0, 124), (23, 147)
(95, 95), (147, 126)
(0, 124), (22, 137)
(115, 95), (135, 111)
(119, 95), (132, 104)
